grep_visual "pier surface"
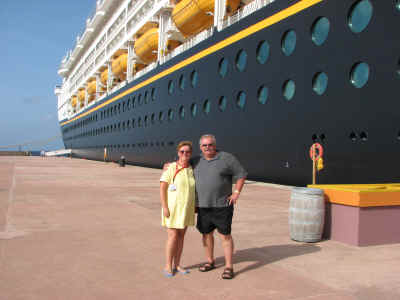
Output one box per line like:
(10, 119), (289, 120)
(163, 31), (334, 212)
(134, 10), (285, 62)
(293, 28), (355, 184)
(1, 157), (399, 300)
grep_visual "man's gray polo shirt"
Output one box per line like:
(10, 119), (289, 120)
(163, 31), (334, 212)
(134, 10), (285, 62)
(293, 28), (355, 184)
(192, 151), (247, 208)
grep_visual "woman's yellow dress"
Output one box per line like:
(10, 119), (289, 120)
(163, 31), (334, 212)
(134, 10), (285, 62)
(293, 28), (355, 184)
(160, 162), (195, 228)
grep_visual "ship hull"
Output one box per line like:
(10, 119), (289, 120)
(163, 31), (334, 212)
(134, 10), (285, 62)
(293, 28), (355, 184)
(60, 0), (400, 186)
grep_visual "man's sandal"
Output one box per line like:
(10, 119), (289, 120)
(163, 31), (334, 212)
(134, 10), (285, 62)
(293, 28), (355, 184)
(198, 262), (215, 272)
(221, 268), (234, 279)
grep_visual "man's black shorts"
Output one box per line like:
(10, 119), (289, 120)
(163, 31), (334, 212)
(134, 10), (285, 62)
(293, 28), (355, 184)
(196, 206), (234, 235)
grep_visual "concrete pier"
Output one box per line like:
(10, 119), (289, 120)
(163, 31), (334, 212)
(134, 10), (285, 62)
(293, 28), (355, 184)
(1, 157), (399, 300)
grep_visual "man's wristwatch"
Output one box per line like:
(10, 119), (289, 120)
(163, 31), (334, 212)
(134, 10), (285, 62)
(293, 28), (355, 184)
(233, 190), (240, 194)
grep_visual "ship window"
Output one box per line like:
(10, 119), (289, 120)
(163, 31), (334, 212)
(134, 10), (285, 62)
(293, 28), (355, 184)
(144, 115), (148, 127)
(179, 106), (185, 119)
(283, 80), (296, 100)
(191, 70), (198, 87)
(235, 50), (247, 72)
(168, 109), (174, 120)
(123, 102), (126, 112)
(132, 119), (135, 128)
(397, 59), (400, 78)
(144, 91), (149, 104)
(281, 30), (297, 56)
(397, 0), (400, 11)
(151, 113), (155, 124)
(258, 86), (269, 104)
(179, 75), (186, 90)
(218, 96), (227, 111)
(350, 62), (370, 88)
(127, 99), (131, 110)
(348, 0), (373, 33)
(256, 41), (270, 64)
(138, 94), (142, 105)
(168, 80), (175, 95)
(191, 103), (198, 117)
(311, 17), (330, 46)
(203, 100), (210, 114)
(159, 111), (164, 122)
(219, 58), (229, 78)
(132, 97), (136, 108)
(312, 72), (329, 95)
(151, 88), (156, 101)
(236, 92), (246, 109)
(127, 120), (130, 128)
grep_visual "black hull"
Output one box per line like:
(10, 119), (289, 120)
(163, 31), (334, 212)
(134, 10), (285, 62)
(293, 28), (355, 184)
(61, 0), (400, 186)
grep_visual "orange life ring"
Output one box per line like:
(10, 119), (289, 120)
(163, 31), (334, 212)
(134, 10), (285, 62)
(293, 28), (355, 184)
(309, 143), (324, 160)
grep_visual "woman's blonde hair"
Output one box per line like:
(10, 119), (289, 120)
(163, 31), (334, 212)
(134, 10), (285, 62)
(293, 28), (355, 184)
(176, 140), (193, 152)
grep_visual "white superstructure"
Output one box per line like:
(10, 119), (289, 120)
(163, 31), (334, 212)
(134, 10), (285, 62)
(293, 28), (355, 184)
(55, 0), (274, 122)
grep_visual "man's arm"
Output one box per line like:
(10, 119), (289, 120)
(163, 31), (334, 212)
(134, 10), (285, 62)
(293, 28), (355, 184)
(228, 177), (246, 205)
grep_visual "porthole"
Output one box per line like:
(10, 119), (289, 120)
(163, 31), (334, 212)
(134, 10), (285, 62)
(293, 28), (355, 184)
(283, 80), (296, 100)
(138, 117), (142, 127)
(191, 103), (198, 117)
(179, 75), (186, 90)
(360, 131), (368, 141)
(151, 113), (155, 124)
(349, 132), (357, 141)
(219, 96), (227, 111)
(256, 41), (270, 64)
(159, 111), (164, 123)
(311, 17), (330, 46)
(348, 0), (373, 33)
(350, 62), (370, 88)
(236, 91), (246, 109)
(397, 0), (400, 11)
(203, 100), (210, 114)
(138, 94), (142, 105)
(144, 91), (149, 104)
(132, 119), (135, 128)
(144, 116), (149, 127)
(127, 99), (131, 110)
(151, 88), (156, 101)
(219, 58), (229, 78)
(235, 50), (247, 72)
(312, 72), (329, 95)
(258, 86), (269, 104)
(168, 80), (174, 95)
(191, 70), (198, 87)
(281, 30), (297, 56)
(168, 109), (174, 120)
(179, 106), (185, 119)
(397, 59), (400, 78)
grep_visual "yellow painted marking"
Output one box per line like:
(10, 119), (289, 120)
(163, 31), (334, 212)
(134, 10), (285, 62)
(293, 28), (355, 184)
(61, 0), (323, 127)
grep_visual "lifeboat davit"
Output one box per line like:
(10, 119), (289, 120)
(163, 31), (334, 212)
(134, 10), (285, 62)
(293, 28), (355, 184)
(134, 28), (181, 64)
(172, 0), (240, 37)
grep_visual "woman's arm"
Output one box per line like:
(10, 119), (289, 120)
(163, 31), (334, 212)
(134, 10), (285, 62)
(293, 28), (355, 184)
(160, 182), (170, 218)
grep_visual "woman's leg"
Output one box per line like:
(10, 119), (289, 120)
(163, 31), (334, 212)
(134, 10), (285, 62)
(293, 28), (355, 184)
(174, 227), (187, 270)
(165, 228), (178, 273)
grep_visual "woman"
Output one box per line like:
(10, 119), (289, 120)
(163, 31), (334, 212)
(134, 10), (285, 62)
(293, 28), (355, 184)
(160, 141), (195, 277)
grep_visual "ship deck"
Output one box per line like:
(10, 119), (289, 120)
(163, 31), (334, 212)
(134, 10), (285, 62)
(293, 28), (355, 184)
(1, 157), (399, 300)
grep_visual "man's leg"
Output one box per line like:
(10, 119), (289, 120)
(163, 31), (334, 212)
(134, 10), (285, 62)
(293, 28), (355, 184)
(218, 233), (234, 269)
(202, 232), (215, 264)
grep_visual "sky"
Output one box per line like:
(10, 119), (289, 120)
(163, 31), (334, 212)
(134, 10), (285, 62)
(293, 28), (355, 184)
(0, 0), (95, 151)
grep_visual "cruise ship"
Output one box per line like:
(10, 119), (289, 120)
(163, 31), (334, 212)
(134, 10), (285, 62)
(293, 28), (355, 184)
(55, 0), (400, 185)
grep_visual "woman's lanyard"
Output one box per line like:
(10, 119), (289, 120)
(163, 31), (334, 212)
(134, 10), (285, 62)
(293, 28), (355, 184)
(169, 163), (187, 191)
(172, 162), (187, 184)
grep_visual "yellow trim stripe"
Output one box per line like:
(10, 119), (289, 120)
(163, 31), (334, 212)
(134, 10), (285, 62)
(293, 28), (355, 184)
(61, 0), (323, 127)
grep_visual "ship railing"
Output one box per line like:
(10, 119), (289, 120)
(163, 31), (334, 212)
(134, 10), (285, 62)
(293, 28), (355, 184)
(160, 27), (214, 64)
(220, 0), (274, 30)
(134, 62), (158, 80)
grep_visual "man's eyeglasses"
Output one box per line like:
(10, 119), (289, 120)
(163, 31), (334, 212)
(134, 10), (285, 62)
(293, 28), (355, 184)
(179, 150), (192, 154)
(201, 143), (215, 147)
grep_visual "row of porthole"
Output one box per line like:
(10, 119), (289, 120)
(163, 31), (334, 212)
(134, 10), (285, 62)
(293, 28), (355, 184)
(168, 71), (198, 95)
(71, 142), (176, 150)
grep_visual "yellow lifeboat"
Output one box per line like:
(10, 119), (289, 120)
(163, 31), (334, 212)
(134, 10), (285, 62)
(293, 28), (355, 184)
(134, 27), (159, 64)
(100, 68), (108, 86)
(172, 0), (240, 37)
(133, 62), (146, 73)
(87, 80), (96, 103)
(78, 89), (85, 107)
(71, 96), (77, 108)
(111, 52), (128, 81)
(134, 28), (181, 63)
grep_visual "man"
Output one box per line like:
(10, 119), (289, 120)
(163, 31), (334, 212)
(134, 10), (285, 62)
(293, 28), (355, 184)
(192, 134), (247, 279)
